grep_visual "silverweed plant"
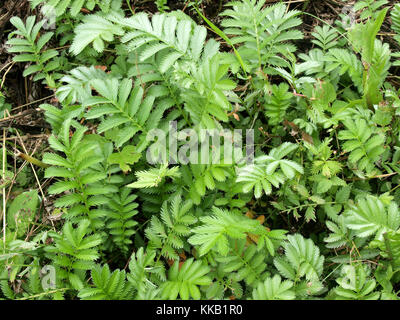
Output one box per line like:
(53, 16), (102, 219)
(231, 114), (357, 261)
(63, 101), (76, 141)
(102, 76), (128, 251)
(1, 0), (400, 300)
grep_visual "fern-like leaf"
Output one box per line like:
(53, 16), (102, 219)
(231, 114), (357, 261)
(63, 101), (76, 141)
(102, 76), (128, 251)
(252, 275), (295, 300)
(160, 258), (212, 300)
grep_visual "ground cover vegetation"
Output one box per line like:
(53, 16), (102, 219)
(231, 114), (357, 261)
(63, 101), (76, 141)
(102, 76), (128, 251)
(0, 0), (400, 300)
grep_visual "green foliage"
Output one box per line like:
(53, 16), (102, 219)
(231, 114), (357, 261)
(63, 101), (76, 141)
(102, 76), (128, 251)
(348, 8), (390, 106)
(311, 25), (339, 52)
(127, 247), (165, 299)
(264, 83), (293, 125)
(332, 264), (380, 300)
(354, 0), (388, 20)
(372, 231), (400, 273)
(7, 190), (39, 237)
(107, 146), (141, 172)
(146, 194), (197, 259)
(0, 92), (11, 118)
(237, 143), (303, 198)
(252, 275), (295, 300)
(309, 140), (340, 175)
(338, 118), (385, 174)
(46, 219), (102, 290)
(128, 165), (181, 188)
(3, 0), (400, 302)
(7, 16), (59, 86)
(392, 4), (400, 66)
(43, 120), (119, 228)
(216, 239), (270, 286)
(180, 164), (231, 205)
(393, 4), (400, 37)
(344, 195), (400, 240)
(325, 48), (363, 92)
(78, 264), (133, 300)
(221, 1), (303, 72)
(31, 0), (114, 17)
(160, 258), (212, 300)
(71, 13), (125, 55)
(155, 0), (169, 13)
(120, 12), (211, 71)
(82, 76), (163, 148)
(274, 234), (324, 282)
(188, 207), (259, 256)
(180, 54), (237, 127)
(105, 188), (139, 254)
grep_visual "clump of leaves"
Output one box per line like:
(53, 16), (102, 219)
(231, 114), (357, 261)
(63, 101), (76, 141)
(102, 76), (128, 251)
(1, 0), (400, 301)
